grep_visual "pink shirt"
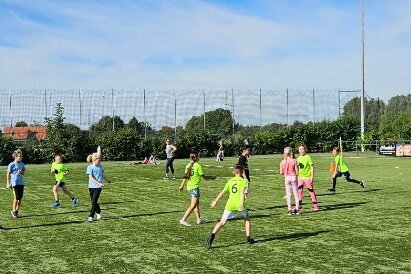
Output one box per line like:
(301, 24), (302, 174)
(280, 157), (297, 176)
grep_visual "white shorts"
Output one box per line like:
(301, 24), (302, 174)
(221, 209), (249, 220)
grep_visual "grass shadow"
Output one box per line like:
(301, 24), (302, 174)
(19, 207), (116, 218)
(316, 188), (382, 197)
(212, 230), (329, 249)
(303, 202), (367, 214)
(3, 210), (184, 231)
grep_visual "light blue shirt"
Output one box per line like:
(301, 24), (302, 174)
(86, 164), (104, 189)
(7, 161), (26, 187)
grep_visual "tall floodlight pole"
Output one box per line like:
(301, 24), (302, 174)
(360, 0), (365, 151)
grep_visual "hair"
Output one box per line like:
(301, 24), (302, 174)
(87, 153), (100, 162)
(283, 147), (293, 159)
(333, 147), (340, 152)
(183, 152), (199, 179)
(232, 164), (244, 175)
(55, 153), (62, 158)
(298, 144), (307, 150)
(241, 145), (250, 152)
(12, 149), (23, 158)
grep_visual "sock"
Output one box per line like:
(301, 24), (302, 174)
(55, 200), (59, 203)
(71, 197), (76, 200)
(210, 233), (215, 241)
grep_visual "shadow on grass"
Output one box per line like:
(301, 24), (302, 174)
(316, 188), (382, 197)
(212, 230), (329, 249)
(19, 207), (116, 218)
(303, 201), (367, 214)
(3, 210), (184, 231)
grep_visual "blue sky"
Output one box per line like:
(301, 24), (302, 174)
(1, 0), (410, 100)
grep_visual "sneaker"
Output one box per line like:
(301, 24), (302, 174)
(205, 235), (215, 249)
(360, 180), (365, 188)
(246, 237), (256, 244)
(163, 176), (170, 180)
(71, 198), (79, 207)
(313, 204), (320, 211)
(51, 202), (61, 208)
(287, 210), (292, 216)
(197, 218), (207, 224)
(328, 188), (336, 192)
(10, 210), (18, 218)
(87, 217), (94, 222)
(172, 176), (176, 180)
(179, 219), (191, 227)
(96, 213), (102, 220)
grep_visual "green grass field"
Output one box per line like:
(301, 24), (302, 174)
(1, 153), (410, 273)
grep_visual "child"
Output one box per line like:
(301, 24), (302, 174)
(6, 149), (26, 218)
(51, 154), (79, 208)
(205, 164), (255, 249)
(297, 144), (319, 211)
(216, 145), (224, 161)
(149, 155), (158, 165)
(279, 147), (300, 215)
(178, 152), (217, 227)
(237, 146), (251, 193)
(86, 153), (111, 222)
(329, 147), (365, 192)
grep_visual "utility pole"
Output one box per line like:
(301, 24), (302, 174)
(360, 0), (365, 151)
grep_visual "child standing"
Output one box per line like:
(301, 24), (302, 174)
(237, 146), (251, 193)
(329, 147), (365, 192)
(51, 154), (79, 208)
(205, 164), (255, 249)
(6, 149), (26, 218)
(86, 153), (111, 222)
(178, 152), (217, 227)
(279, 147), (300, 215)
(297, 144), (320, 211)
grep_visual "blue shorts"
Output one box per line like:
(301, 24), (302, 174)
(187, 187), (200, 198)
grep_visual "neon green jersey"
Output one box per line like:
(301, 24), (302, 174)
(224, 176), (249, 211)
(51, 162), (68, 182)
(297, 155), (313, 178)
(186, 162), (204, 190)
(335, 155), (349, 172)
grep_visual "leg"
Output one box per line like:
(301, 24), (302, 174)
(331, 172), (342, 190)
(165, 158), (170, 176)
(212, 218), (227, 234)
(297, 179), (304, 207)
(284, 178), (292, 211)
(62, 185), (74, 199)
(193, 199), (201, 220)
(291, 180), (299, 210)
(244, 217), (251, 237)
(181, 197), (199, 221)
(53, 184), (60, 201)
(93, 188), (102, 214)
(89, 188), (102, 217)
(305, 180), (319, 209)
(169, 158), (175, 175)
(344, 172), (361, 185)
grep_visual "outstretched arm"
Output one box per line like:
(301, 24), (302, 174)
(210, 190), (225, 208)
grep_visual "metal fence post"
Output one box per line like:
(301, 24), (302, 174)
(259, 88), (262, 130)
(174, 90), (177, 140)
(78, 89), (82, 129)
(312, 88), (315, 122)
(203, 90), (206, 130)
(286, 88), (289, 128)
(232, 88), (235, 135)
(144, 89), (147, 141)
(111, 88), (115, 131)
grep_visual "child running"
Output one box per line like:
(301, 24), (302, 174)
(205, 164), (255, 249)
(297, 144), (320, 211)
(328, 147), (365, 192)
(6, 149), (26, 218)
(279, 147), (300, 215)
(178, 152), (217, 227)
(86, 153), (111, 222)
(51, 154), (79, 208)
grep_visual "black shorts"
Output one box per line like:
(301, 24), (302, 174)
(336, 171), (351, 178)
(55, 181), (66, 187)
(12, 185), (24, 200)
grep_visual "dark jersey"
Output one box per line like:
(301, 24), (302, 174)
(238, 155), (250, 182)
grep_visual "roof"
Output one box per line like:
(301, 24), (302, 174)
(3, 126), (47, 141)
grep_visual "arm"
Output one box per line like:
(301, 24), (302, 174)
(210, 190), (225, 208)
(6, 172), (10, 188)
(239, 187), (246, 211)
(279, 162), (284, 175)
(88, 174), (104, 187)
(171, 145), (177, 153)
(103, 174), (111, 183)
(18, 169), (25, 175)
(178, 178), (187, 192)
(201, 175), (217, 180)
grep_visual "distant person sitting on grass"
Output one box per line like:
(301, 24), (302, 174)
(205, 164), (255, 249)
(149, 155), (158, 165)
(328, 147), (365, 192)
(130, 156), (149, 165)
